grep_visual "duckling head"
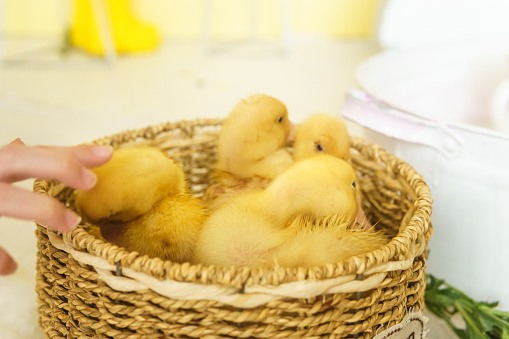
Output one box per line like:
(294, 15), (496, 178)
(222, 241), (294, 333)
(263, 154), (359, 223)
(76, 147), (186, 224)
(217, 94), (294, 176)
(293, 113), (350, 162)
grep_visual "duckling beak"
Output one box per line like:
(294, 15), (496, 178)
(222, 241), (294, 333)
(286, 122), (296, 146)
(355, 205), (373, 230)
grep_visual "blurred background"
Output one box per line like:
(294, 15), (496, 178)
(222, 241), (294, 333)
(0, 0), (383, 146)
(2, 1), (509, 338)
(2, 0), (379, 40)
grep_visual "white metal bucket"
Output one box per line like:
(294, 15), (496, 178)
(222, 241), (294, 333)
(342, 37), (509, 309)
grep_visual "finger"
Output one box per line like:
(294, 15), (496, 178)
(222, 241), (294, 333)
(0, 246), (18, 276)
(0, 144), (98, 190)
(41, 144), (113, 168)
(0, 183), (81, 232)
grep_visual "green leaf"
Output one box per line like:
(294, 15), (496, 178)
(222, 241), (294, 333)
(501, 326), (509, 339)
(489, 308), (509, 321)
(456, 302), (489, 339)
(426, 292), (457, 309)
(479, 301), (500, 309)
(426, 274), (445, 290)
(425, 274), (509, 339)
(478, 308), (506, 332)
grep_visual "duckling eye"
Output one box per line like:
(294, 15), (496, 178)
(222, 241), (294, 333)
(352, 181), (357, 188)
(315, 142), (324, 153)
(276, 115), (284, 124)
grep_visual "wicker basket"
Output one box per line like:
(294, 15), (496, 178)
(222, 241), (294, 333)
(34, 119), (433, 338)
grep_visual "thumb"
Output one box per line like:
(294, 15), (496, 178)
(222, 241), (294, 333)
(0, 247), (18, 275)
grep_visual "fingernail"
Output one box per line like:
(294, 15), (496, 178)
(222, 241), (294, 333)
(6, 260), (18, 275)
(0, 249), (18, 276)
(82, 168), (97, 188)
(92, 145), (113, 158)
(65, 210), (82, 231)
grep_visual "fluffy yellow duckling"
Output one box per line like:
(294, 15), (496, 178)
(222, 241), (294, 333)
(195, 155), (386, 268)
(293, 113), (351, 162)
(216, 94), (295, 180)
(75, 147), (206, 263)
(292, 113), (373, 230)
(204, 94), (295, 209)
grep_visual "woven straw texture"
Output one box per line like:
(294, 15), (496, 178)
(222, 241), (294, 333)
(34, 119), (433, 338)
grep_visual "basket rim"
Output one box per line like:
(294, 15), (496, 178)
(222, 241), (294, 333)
(34, 118), (433, 288)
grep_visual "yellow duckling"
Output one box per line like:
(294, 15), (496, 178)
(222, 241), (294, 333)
(293, 113), (351, 162)
(195, 155), (385, 268)
(292, 113), (373, 230)
(204, 94), (295, 209)
(75, 147), (206, 263)
(216, 94), (295, 180)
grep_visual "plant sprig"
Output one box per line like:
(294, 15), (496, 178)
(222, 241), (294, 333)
(425, 274), (509, 339)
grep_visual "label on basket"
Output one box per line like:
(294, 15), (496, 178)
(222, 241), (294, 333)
(373, 311), (428, 339)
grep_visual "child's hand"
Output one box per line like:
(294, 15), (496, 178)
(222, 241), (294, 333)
(0, 139), (112, 275)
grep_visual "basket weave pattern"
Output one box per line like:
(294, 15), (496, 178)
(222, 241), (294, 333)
(34, 119), (433, 338)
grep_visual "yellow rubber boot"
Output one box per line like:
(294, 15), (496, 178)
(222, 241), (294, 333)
(70, 0), (159, 56)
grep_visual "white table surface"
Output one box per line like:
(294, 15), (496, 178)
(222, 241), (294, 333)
(0, 36), (455, 338)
